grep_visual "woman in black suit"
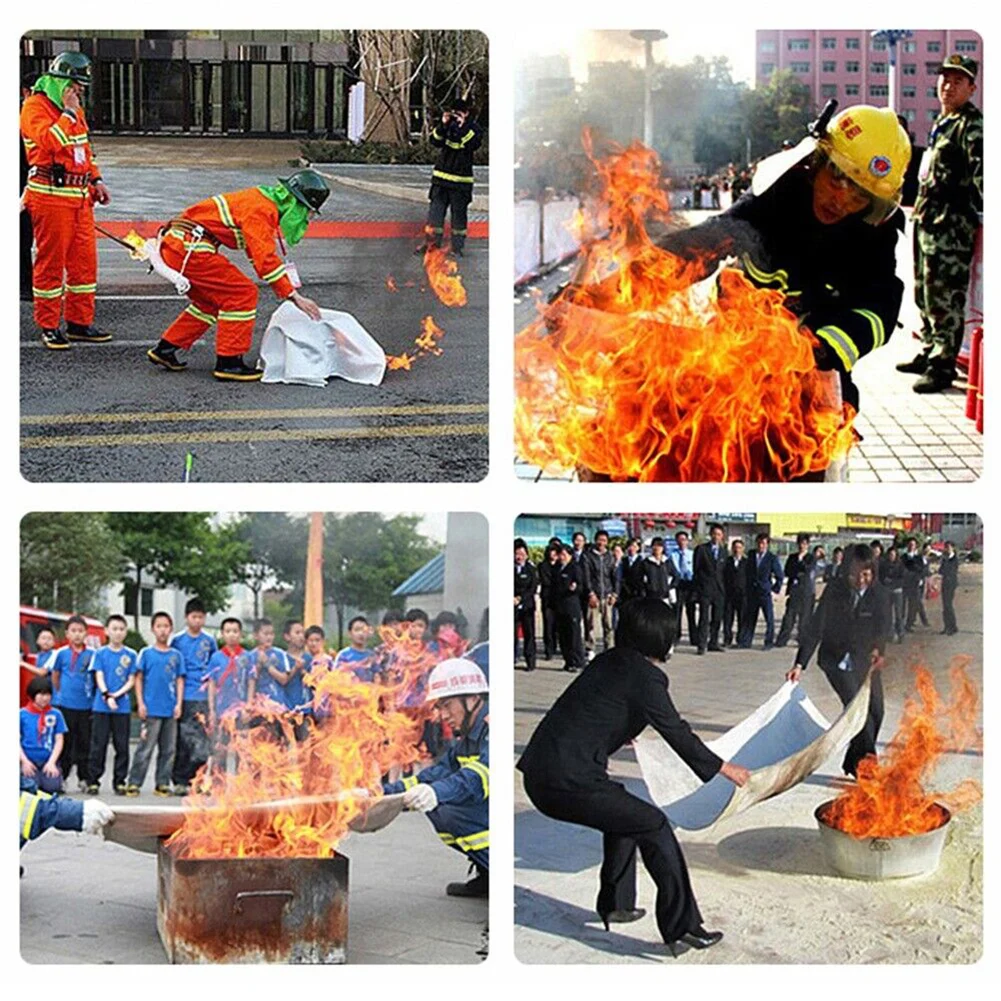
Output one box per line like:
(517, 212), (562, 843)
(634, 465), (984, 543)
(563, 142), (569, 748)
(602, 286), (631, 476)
(518, 598), (749, 954)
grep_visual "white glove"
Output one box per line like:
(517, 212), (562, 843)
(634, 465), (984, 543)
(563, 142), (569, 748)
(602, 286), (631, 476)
(82, 799), (115, 835)
(403, 783), (438, 813)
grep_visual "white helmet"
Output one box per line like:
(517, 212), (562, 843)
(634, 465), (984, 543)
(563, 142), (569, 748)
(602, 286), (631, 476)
(425, 658), (489, 703)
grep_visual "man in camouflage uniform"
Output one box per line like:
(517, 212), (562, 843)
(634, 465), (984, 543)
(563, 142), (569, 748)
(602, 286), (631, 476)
(897, 54), (983, 393)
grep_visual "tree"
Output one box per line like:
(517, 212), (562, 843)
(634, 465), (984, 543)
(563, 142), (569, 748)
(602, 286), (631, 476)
(106, 514), (251, 631)
(741, 69), (813, 162)
(234, 512), (304, 619)
(20, 513), (123, 614)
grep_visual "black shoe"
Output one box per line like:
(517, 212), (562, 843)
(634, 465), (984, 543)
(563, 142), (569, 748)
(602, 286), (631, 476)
(66, 322), (112, 343)
(600, 908), (646, 931)
(85, 784), (100, 795)
(446, 867), (488, 898)
(775, 641), (788, 648)
(668, 926), (723, 956)
(213, 355), (263, 382)
(707, 645), (725, 653)
(524, 666), (536, 672)
(147, 342), (187, 371)
(39, 327), (70, 350)
(114, 784), (128, 796)
(763, 643), (774, 651)
(896, 351), (930, 375)
(696, 648), (706, 656)
(913, 367), (956, 394)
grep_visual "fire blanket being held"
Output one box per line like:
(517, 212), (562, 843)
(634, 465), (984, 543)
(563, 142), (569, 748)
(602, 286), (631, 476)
(20, 52), (111, 351)
(147, 169), (329, 382)
(425, 98), (483, 255)
(654, 104), (910, 413)
(384, 658), (489, 898)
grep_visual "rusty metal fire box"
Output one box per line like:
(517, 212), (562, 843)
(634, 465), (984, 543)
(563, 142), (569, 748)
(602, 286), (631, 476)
(157, 840), (348, 964)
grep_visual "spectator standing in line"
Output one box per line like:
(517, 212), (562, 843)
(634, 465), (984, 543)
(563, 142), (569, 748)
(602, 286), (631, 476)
(901, 537), (929, 631)
(554, 544), (586, 673)
(538, 543), (560, 662)
(584, 530), (618, 655)
(693, 523), (728, 655)
(879, 546), (907, 643)
(740, 533), (784, 650)
(824, 546), (844, 582)
(670, 531), (697, 647)
(514, 538), (538, 672)
(723, 539), (749, 648)
(939, 540), (960, 635)
(776, 534), (814, 647)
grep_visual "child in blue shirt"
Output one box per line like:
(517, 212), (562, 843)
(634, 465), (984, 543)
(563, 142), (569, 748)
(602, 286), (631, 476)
(170, 598), (219, 794)
(244, 618), (291, 706)
(126, 611), (186, 796)
(334, 616), (377, 682)
(50, 615), (95, 791)
(206, 617), (252, 726)
(20, 625), (57, 679)
(20, 676), (67, 794)
(87, 614), (138, 795)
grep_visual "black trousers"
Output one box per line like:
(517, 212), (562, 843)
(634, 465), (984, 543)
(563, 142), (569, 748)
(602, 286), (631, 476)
(58, 707), (93, 784)
(89, 712), (131, 787)
(905, 588), (928, 628)
(541, 603), (558, 659)
(523, 775), (704, 943)
(515, 605), (537, 670)
(696, 592), (724, 651)
(776, 585), (811, 645)
(173, 700), (211, 785)
(942, 583), (958, 633)
(427, 183), (472, 248)
(556, 607), (586, 669)
(823, 666), (884, 777)
(676, 582), (697, 645)
(723, 592), (747, 645)
(741, 590), (776, 646)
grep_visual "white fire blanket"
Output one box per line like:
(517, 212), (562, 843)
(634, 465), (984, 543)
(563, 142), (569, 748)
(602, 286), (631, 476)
(634, 676), (872, 831)
(258, 301), (386, 387)
(104, 793), (406, 854)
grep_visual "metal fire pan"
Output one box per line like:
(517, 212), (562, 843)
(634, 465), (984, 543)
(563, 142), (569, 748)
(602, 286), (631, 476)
(157, 840), (348, 963)
(814, 800), (951, 880)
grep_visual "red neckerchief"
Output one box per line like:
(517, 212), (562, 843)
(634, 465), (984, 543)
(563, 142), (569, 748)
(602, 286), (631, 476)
(67, 645), (85, 673)
(23, 701), (50, 738)
(217, 644), (246, 689)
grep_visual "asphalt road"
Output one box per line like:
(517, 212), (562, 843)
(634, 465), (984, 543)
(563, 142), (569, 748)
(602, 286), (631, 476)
(21, 178), (488, 482)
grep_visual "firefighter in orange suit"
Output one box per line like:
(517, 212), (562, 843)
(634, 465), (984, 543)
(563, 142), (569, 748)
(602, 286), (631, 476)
(20, 52), (111, 351)
(146, 170), (329, 381)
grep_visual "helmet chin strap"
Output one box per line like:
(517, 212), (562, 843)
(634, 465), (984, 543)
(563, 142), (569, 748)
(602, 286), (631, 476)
(458, 694), (484, 735)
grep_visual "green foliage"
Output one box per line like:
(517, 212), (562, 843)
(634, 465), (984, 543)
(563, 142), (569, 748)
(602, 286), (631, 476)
(234, 512), (304, 619)
(125, 629), (147, 651)
(741, 70), (813, 163)
(298, 137), (488, 166)
(967, 548), (982, 563)
(20, 512), (123, 614)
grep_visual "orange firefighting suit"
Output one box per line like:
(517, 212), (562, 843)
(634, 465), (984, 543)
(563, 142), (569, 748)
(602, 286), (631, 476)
(159, 189), (297, 356)
(20, 93), (101, 330)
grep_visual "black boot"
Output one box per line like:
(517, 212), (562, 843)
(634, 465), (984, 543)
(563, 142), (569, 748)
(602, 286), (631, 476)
(39, 327), (70, 350)
(896, 350), (930, 374)
(213, 355), (263, 382)
(913, 364), (957, 394)
(147, 340), (187, 371)
(66, 322), (112, 343)
(446, 864), (488, 898)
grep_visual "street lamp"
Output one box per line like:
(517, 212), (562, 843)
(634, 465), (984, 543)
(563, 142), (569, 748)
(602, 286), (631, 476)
(871, 30), (913, 113)
(630, 30), (667, 148)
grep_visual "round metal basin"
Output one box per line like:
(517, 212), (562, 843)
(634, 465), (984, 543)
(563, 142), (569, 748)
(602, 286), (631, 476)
(814, 800), (951, 880)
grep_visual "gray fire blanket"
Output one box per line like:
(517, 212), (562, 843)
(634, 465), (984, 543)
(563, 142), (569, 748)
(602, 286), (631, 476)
(634, 676), (872, 831)
(104, 792), (406, 854)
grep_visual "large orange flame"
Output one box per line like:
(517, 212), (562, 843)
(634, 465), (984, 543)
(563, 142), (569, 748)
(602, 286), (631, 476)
(822, 657), (983, 839)
(166, 626), (463, 858)
(386, 315), (446, 371)
(514, 134), (856, 481)
(423, 246), (467, 307)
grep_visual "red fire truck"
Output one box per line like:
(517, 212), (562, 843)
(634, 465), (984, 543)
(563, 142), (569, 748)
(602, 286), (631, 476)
(18, 606), (106, 706)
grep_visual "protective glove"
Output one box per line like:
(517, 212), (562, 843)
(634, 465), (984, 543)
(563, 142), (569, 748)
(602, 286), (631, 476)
(403, 783), (439, 813)
(82, 799), (115, 835)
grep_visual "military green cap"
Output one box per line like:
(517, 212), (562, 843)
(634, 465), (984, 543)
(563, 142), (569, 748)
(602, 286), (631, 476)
(938, 54), (978, 81)
(278, 169), (330, 213)
(48, 51), (93, 86)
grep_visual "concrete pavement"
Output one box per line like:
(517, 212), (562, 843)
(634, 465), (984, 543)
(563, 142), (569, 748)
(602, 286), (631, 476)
(514, 567), (983, 964)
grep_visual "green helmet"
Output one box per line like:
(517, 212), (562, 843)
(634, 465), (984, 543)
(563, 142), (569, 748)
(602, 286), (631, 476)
(48, 51), (93, 87)
(279, 169), (330, 213)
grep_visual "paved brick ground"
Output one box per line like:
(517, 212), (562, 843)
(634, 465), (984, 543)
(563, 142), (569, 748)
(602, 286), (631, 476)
(514, 567), (983, 964)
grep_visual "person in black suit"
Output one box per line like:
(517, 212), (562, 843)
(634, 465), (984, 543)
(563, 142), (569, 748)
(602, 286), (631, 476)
(723, 539), (749, 647)
(514, 538), (538, 672)
(640, 536), (678, 606)
(554, 544), (586, 672)
(670, 531), (698, 646)
(739, 533), (784, 648)
(776, 533), (813, 647)
(537, 543), (561, 660)
(693, 522), (727, 654)
(901, 537), (928, 630)
(939, 540), (960, 635)
(788, 543), (892, 777)
(518, 598), (749, 954)
(571, 531), (592, 651)
(618, 537), (646, 606)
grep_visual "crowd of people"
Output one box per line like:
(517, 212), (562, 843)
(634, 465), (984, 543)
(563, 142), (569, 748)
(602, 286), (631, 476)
(684, 163), (752, 210)
(514, 528), (962, 673)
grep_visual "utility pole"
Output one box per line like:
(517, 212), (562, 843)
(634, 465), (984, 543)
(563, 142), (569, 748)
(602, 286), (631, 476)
(630, 30), (667, 148)
(872, 29), (913, 113)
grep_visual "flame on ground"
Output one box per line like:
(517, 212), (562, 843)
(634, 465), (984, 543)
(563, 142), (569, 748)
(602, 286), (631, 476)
(424, 246), (467, 307)
(514, 134), (856, 481)
(386, 275), (398, 292)
(166, 626), (459, 859)
(386, 316), (446, 371)
(822, 656), (983, 839)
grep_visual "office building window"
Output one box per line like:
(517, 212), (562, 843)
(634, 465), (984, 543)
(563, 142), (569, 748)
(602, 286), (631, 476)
(903, 108), (916, 122)
(869, 84), (889, 98)
(902, 64), (917, 76)
(846, 37), (860, 50)
(822, 60), (836, 73)
(904, 41), (917, 53)
(902, 85), (916, 98)
(955, 40), (978, 52)
(870, 62), (887, 74)
(927, 86), (938, 98)
(927, 40), (941, 53)
(822, 37), (837, 49)
(760, 39), (776, 53)
(760, 62), (775, 76)
(871, 39), (887, 51)
(821, 84), (837, 98)
(845, 83), (860, 96)
(789, 61), (810, 73)
(926, 62), (942, 75)
(788, 38), (810, 51)
(928, 108), (939, 121)
(845, 61), (860, 73)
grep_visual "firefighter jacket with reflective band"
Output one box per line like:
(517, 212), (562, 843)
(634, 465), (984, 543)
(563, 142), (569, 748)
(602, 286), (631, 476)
(19, 777), (83, 847)
(657, 167), (904, 393)
(173, 188), (297, 300)
(914, 100), (983, 232)
(20, 92), (102, 198)
(430, 119), (483, 188)
(383, 704), (489, 810)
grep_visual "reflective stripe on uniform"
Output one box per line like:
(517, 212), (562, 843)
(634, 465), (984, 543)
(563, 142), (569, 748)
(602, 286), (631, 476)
(218, 309), (257, 322)
(741, 253), (789, 291)
(445, 129), (477, 150)
(212, 194), (245, 249)
(19, 790), (48, 841)
(185, 304), (216, 325)
(25, 181), (87, 199)
(167, 229), (217, 253)
(437, 830), (490, 852)
(262, 264), (288, 284)
(853, 307), (885, 348)
(49, 123), (71, 147)
(457, 755), (490, 797)
(401, 775), (419, 790)
(66, 283), (97, 295)
(815, 325), (860, 371)
(432, 170), (475, 184)
(32, 285), (64, 299)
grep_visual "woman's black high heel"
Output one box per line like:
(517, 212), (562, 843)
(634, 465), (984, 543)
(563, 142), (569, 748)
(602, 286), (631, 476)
(599, 908), (647, 931)
(667, 926), (723, 956)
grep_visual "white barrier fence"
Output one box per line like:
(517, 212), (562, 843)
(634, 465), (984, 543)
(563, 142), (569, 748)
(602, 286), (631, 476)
(514, 197), (582, 285)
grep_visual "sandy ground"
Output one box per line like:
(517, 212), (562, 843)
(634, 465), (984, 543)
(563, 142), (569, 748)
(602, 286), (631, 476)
(515, 566), (983, 964)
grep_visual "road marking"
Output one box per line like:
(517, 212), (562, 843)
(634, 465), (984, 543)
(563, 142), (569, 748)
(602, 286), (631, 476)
(23, 403), (488, 426)
(21, 423), (489, 450)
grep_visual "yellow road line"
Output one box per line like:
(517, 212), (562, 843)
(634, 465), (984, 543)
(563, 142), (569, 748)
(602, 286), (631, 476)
(22, 403), (489, 427)
(22, 423), (489, 450)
